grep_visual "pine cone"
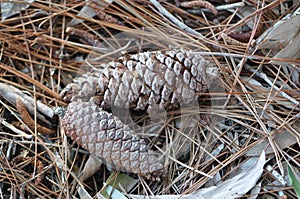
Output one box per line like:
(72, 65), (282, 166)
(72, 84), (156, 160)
(61, 101), (164, 179)
(60, 49), (219, 112)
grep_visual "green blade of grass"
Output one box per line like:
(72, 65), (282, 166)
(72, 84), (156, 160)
(288, 165), (300, 198)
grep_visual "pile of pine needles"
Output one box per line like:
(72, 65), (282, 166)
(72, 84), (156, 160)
(0, 0), (299, 198)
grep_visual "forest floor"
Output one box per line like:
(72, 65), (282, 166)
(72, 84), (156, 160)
(0, 0), (299, 198)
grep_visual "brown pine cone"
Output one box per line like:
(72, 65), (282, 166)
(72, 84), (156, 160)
(61, 101), (164, 179)
(60, 48), (219, 112)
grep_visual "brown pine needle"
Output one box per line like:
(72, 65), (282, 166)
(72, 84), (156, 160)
(12, 156), (45, 186)
(0, 0), (299, 198)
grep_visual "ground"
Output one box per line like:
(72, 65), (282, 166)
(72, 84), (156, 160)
(0, 0), (299, 198)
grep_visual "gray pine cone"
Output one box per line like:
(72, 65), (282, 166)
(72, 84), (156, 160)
(60, 48), (219, 113)
(61, 101), (164, 179)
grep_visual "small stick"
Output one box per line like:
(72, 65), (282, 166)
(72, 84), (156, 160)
(16, 97), (56, 135)
(150, 0), (203, 38)
(0, 119), (33, 139)
(187, 2), (244, 14)
(0, 83), (54, 125)
(225, 0), (240, 3)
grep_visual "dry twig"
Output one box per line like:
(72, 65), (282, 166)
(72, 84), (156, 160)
(149, 0), (204, 38)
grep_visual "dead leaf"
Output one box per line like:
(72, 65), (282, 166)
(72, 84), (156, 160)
(246, 122), (300, 156)
(130, 151), (265, 199)
(271, 33), (300, 64)
(256, 7), (300, 65)
(101, 172), (138, 199)
(68, 0), (114, 27)
(102, 185), (127, 199)
(1, 0), (34, 20)
(194, 151), (265, 199)
(79, 155), (103, 182)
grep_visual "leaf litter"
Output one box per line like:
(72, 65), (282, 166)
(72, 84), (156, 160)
(0, 0), (299, 198)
